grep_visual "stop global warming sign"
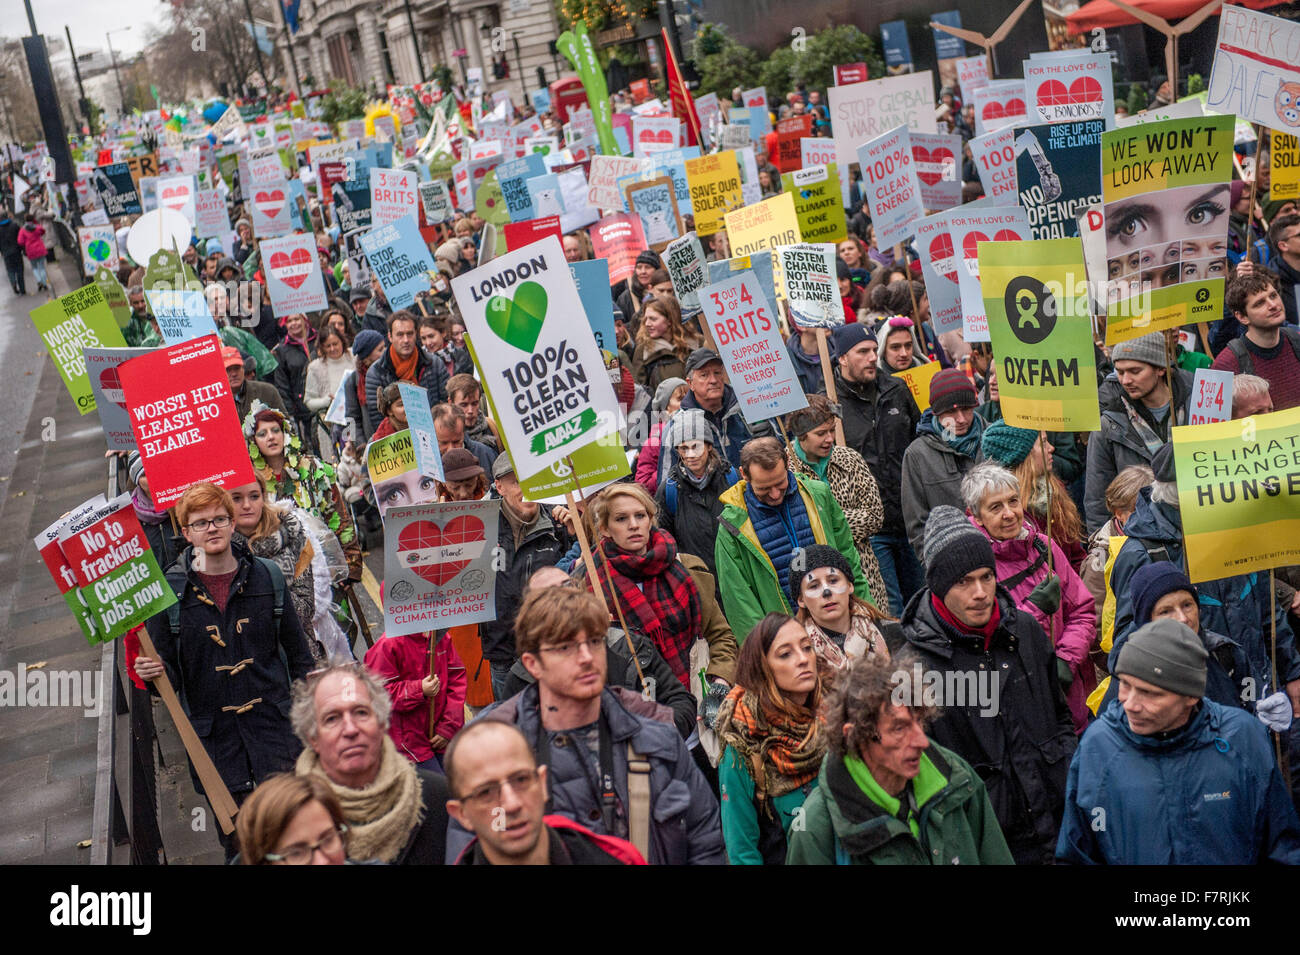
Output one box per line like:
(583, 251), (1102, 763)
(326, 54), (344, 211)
(699, 269), (808, 424)
(451, 235), (619, 480)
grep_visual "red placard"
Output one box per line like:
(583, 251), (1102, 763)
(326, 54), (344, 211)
(834, 63), (869, 86)
(589, 213), (647, 286)
(775, 116), (812, 172)
(118, 334), (255, 508)
(504, 215), (563, 251)
(317, 161), (349, 206)
(630, 79), (652, 104)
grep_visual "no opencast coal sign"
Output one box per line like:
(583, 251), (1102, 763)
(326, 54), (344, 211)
(451, 234), (619, 481)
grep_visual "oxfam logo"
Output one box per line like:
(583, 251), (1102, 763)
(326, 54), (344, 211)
(1003, 276), (1056, 346)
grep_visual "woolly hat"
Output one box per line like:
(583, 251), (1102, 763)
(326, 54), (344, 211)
(831, 322), (875, 357)
(788, 543), (855, 602)
(835, 257), (851, 280)
(1150, 441), (1177, 483)
(1230, 179), (1246, 208)
(636, 250), (661, 269)
(663, 407), (723, 451)
(922, 505), (996, 598)
(981, 421), (1039, 469)
(128, 450), (146, 485)
(1110, 331), (1167, 368)
(1130, 562), (1198, 629)
(929, 368), (978, 417)
(352, 329), (384, 358)
(1116, 619), (1207, 698)
(653, 376), (687, 415)
(436, 238), (461, 264)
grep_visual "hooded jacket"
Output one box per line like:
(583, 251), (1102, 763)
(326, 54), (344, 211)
(17, 221), (47, 260)
(679, 385), (776, 472)
(654, 453), (736, 576)
(834, 368), (920, 538)
(632, 338), (690, 393)
(786, 742), (1014, 865)
(1057, 699), (1300, 864)
(1107, 487), (1300, 698)
(899, 587), (1077, 864)
(900, 410), (985, 559)
(1083, 370), (1191, 533)
(364, 631), (468, 763)
(0, 214), (21, 259)
(714, 474), (869, 642)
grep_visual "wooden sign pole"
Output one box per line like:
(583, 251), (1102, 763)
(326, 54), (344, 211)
(815, 328), (846, 446)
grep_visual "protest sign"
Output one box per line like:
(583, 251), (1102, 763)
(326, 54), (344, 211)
(775, 116), (812, 173)
(1100, 115), (1234, 344)
(369, 167), (419, 227)
(118, 334), (254, 507)
(157, 175), (197, 225)
(78, 225), (118, 275)
(695, 92), (722, 149)
(35, 505), (105, 644)
(800, 138), (850, 209)
(778, 243), (841, 329)
(246, 148), (286, 186)
(56, 494), (176, 642)
(699, 270), (808, 423)
(1271, 133), (1300, 202)
(625, 177), (682, 251)
(949, 205), (1031, 341)
(588, 155), (648, 210)
(85, 347), (152, 451)
(396, 382), (444, 483)
(31, 283), (128, 414)
(708, 252), (778, 316)
(419, 179), (454, 223)
(1015, 119), (1104, 240)
(146, 288), (220, 345)
(368, 430), (437, 516)
(526, 173), (566, 219)
(724, 192), (800, 258)
(504, 216), (563, 252)
(1189, 368), (1234, 425)
(1023, 54), (1114, 129)
(834, 63), (870, 86)
(743, 87), (771, 136)
(858, 126), (925, 247)
(382, 499), (499, 637)
(916, 211), (962, 335)
(324, 378), (349, 427)
(911, 132), (962, 211)
(92, 162), (142, 216)
(1172, 407), (1300, 583)
(956, 55), (991, 93)
(684, 152), (743, 237)
(633, 115), (681, 158)
(1208, 6), (1300, 135)
(979, 237), (1100, 431)
(973, 80), (1028, 136)
(451, 234), (620, 479)
(249, 175), (294, 237)
(497, 154), (549, 222)
(358, 214), (435, 311)
(589, 213), (646, 286)
(646, 145), (699, 217)
(895, 361), (943, 412)
(663, 232), (707, 320)
(94, 267), (133, 330)
(570, 258), (618, 355)
(970, 127), (1019, 202)
(194, 188), (230, 238)
(827, 72), (935, 173)
(261, 233), (330, 315)
(781, 164), (847, 245)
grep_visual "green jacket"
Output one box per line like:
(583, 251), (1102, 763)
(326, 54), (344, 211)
(718, 744), (817, 865)
(713, 473), (868, 643)
(786, 742), (1014, 865)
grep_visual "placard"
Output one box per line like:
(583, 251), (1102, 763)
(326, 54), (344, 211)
(625, 177), (682, 251)
(775, 116), (812, 173)
(92, 162), (142, 217)
(1023, 54), (1115, 129)
(249, 175), (294, 237)
(157, 175), (197, 225)
(778, 243), (842, 329)
(368, 430), (437, 516)
(684, 151), (743, 237)
(973, 80), (1028, 136)
(956, 55), (991, 93)
(949, 205), (1031, 341)
(570, 258), (618, 355)
(724, 191), (800, 258)
(261, 232), (330, 315)
(78, 225), (118, 275)
(910, 132), (962, 211)
(358, 214), (435, 311)
(1208, 7), (1300, 135)
(396, 381), (444, 482)
(145, 288), (221, 344)
(970, 127), (1019, 201)
(916, 211), (962, 335)
(858, 126), (925, 247)
(369, 167), (419, 228)
(1271, 132), (1300, 203)
(497, 153), (549, 222)
(194, 188), (231, 238)
(1189, 367), (1234, 425)
(31, 283), (128, 414)
(35, 505), (104, 644)
(894, 361), (942, 411)
(800, 138), (850, 210)
(781, 164), (848, 245)
(84, 346), (152, 450)
(827, 72), (935, 173)
(504, 216), (563, 251)
(588, 154), (648, 210)
(663, 231), (707, 320)
(419, 179), (454, 223)
(1015, 119), (1104, 240)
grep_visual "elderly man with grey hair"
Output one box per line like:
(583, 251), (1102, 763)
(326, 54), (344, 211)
(1231, 373), (1274, 419)
(292, 661), (449, 864)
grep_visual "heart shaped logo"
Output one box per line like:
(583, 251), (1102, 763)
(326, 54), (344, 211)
(161, 185), (189, 210)
(913, 146), (955, 187)
(962, 231), (989, 262)
(270, 247), (313, 289)
(1068, 76), (1103, 105)
(531, 143), (552, 155)
(1036, 79), (1070, 108)
(982, 99), (1025, 122)
(255, 189), (285, 218)
(929, 234), (957, 283)
(397, 516), (486, 585)
(99, 365), (127, 409)
(485, 281), (548, 352)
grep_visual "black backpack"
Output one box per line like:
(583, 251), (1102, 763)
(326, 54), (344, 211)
(1225, 326), (1300, 377)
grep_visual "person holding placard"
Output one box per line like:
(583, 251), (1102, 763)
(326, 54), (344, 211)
(364, 628), (467, 772)
(679, 348), (776, 473)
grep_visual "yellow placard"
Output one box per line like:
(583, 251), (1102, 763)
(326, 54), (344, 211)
(1272, 132), (1300, 203)
(894, 361), (942, 411)
(724, 191), (801, 258)
(684, 151), (743, 237)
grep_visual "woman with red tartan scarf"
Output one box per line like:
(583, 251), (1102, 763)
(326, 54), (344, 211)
(583, 483), (704, 689)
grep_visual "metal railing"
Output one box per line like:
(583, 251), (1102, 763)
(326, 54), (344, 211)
(90, 454), (166, 864)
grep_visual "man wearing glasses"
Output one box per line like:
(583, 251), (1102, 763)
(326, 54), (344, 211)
(445, 721), (646, 864)
(475, 585), (724, 864)
(135, 482), (315, 859)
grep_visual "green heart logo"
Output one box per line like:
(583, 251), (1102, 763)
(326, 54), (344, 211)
(532, 144), (551, 155)
(485, 281), (548, 352)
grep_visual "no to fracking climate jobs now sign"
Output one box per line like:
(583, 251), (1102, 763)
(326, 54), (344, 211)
(450, 235), (619, 481)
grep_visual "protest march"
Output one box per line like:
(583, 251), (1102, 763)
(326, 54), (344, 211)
(11, 0), (1300, 890)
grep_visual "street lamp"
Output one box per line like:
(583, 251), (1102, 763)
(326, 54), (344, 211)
(106, 26), (131, 119)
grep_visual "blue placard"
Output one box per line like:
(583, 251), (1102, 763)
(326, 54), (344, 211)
(357, 213), (435, 311)
(531, 88), (551, 114)
(880, 21), (913, 69)
(931, 11), (966, 60)
(145, 288), (221, 345)
(650, 146), (700, 217)
(496, 153), (548, 223)
(525, 173), (566, 218)
(396, 382), (444, 482)
(570, 258), (617, 356)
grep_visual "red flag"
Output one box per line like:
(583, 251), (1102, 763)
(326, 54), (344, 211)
(662, 29), (700, 148)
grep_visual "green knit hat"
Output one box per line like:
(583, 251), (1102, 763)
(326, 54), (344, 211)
(981, 421), (1038, 469)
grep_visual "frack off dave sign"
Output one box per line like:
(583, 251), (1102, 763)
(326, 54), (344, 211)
(451, 235), (619, 480)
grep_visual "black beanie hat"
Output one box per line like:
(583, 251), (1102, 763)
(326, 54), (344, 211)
(922, 505), (996, 598)
(788, 544), (855, 602)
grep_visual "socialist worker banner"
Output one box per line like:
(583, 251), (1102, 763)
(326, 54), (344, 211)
(979, 238), (1100, 433)
(118, 334), (255, 507)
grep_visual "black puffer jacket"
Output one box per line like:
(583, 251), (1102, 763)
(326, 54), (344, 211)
(653, 457), (737, 576)
(144, 541), (316, 795)
(834, 369), (920, 538)
(364, 346), (449, 431)
(272, 334), (316, 421)
(899, 587), (1076, 865)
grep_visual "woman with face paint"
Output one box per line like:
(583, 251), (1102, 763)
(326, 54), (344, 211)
(791, 545), (896, 675)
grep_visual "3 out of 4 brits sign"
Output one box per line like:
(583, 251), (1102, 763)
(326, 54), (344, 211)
(451, 235), (619, 480)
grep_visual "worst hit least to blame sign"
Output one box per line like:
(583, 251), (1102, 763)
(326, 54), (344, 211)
(450, 235), (619, 481)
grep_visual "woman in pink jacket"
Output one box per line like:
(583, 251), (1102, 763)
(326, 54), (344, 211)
(16, 214), (48, 292)
(962, 462), (1097, 734)
(364, 629), (467, 772)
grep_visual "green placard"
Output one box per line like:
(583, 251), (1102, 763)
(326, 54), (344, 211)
(781, 162), (848, 244)
(94, 266), (133, 329)
(30, 284), (128, 414)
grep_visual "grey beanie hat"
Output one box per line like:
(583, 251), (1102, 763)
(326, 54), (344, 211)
(653, 377), (687, 415)
(1110, 331), (1168, 368)
(663, 407), (723, 452)
(923, 505), (996, 598)
(128, 450), (145, 485)
(1115, 618), (1208, 698)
